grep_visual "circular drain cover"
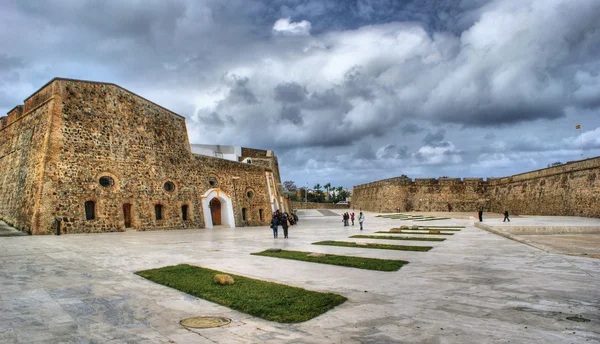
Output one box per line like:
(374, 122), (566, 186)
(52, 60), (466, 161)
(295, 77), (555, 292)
(180, 316), (232, 329)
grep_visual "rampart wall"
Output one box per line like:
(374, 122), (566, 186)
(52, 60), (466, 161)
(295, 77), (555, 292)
(290, 201), (350, 210)
(352, 157), (600, 218)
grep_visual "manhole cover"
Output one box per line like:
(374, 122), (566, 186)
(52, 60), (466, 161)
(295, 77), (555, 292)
(180, 316), (232, 328)
(566, 316), (591, 323)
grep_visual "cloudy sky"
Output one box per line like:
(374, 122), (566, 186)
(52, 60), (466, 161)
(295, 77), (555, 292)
(1, 0), (599, 189)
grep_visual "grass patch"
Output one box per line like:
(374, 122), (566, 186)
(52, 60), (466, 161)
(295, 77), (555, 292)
(313, 241), (432, 252)
(251, 250), (408, 271)
(376, 231), (454, 236)
(390, 227), (461, 231)
(135, 264), (346, 323)
(350, 235), (445, 242)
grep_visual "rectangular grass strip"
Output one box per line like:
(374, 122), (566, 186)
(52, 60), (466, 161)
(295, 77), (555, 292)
(313, 241), (432, 252)
(136, 264), (346, 323)
(251, 250), (408, 271)
(378, 231), (454, 235)
(390, 228), (461, 231)
(350, 235), (445, 242)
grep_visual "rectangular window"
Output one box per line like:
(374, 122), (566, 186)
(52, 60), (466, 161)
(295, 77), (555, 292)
(85, 201), (95, 220)
(155, 204), (163, 220)
(242, 208), (247, 221)
(182, 205), (188, 221)
(259, 209), (263, 221)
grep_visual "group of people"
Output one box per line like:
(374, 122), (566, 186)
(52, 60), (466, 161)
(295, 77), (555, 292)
(342, 211), (365, 230)
(270, 210), (298, 239)
(478, 209), (510, 222)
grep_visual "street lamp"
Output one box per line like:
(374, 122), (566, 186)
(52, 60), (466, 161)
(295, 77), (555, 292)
(305, 182), (308, 203)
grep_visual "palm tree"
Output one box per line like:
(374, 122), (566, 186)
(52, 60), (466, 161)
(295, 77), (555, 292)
(324, 183), (331, 200)
(336, 186), (343, 202)
(313, 183), (322, 202)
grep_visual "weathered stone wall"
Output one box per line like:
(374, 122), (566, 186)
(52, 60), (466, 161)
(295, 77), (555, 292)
(352, 157), (600, 218)
(0, 78), (285, 234)
(291, 201), (350, 210)
(0, 93), (53, 232)
(488, 157), (600, 217)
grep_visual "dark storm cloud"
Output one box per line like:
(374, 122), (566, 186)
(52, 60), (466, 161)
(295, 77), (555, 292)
(422, 129), (447, 147)
(222, 76), (258, 105)
(378, 144), (409, 159)
(2, 0), (600, 188)
(274, 82), (307, 103)
(0, 54), (25, 71)
(400, 123), (424, 135)
(279, 105), (304, 125)
(353, 144), (377, 160)
(305, 89), (350, 111)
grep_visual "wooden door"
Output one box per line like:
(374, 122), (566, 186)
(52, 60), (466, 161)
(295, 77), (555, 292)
(210, 198), (221, 225)
(123, 203), (132, 228)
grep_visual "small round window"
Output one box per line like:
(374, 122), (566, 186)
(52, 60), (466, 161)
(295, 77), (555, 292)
(247, 191), (254, 198)
(99, 176), (114, 188)
(208, 177), (218, 188)
(164, 181), (175, 192)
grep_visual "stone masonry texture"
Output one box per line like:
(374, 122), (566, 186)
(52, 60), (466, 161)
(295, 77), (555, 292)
(352, 157), (600, 218)
(0, 78), (288, 234)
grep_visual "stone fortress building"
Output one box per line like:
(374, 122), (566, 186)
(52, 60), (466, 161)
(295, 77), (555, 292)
(0, 78), (289, 235)
(353, 157), (600, 218)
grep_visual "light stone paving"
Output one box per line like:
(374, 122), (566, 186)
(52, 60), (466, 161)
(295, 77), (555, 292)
(0, 211), (599, 343)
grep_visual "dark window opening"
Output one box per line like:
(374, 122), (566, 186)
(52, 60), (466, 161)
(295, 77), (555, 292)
(182, 205), (188, 221)
(208, 177), (218, 188)
(164, 181), (175, 192)
(85, 201), (95, 220)
(155, 204), (163, 220)
(242, 208), (247, 221)
(247, 191), (254, 198)
(259, 209), (264, 221)
(99, 176), (114, 187)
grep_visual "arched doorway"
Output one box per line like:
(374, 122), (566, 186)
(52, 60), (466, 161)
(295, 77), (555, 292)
(201, 188), (235, 229)
(209, 198), (221, 225)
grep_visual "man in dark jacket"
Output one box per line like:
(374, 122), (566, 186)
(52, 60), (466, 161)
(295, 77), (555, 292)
(503, 210), (510, 222)
(271, 212), (279, 238)
(280, 213), (289, 238)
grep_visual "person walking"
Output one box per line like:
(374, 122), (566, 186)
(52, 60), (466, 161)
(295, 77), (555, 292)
(358, 212), (364, 230)
(281, 212), (290, 238)
(351, 212), (355, 226)
(478, 209), (483, 222)
(503, 210), (510, 222)
(271, 212), (279, 238)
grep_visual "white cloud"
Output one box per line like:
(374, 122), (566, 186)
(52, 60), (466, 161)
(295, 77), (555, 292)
(272, 18), (312, 36)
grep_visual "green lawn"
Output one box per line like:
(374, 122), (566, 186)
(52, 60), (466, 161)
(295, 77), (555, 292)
(136, 264), (346, 323)
(390, 227), (461, 231)
(313, 241), (432, 252)
(377, 231), (454, 236)
(350, 235), (445, 242)
(252, 250), (408, 271)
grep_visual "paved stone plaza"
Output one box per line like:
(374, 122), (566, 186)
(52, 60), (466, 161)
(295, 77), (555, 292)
(1, 211), (599, 343)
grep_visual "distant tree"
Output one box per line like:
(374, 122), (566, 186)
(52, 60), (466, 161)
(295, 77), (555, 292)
(547, 161), (563, 168)
(400, 174), (409, 178)
(323, 183), (331, 199)
(283, 180), (297, 192)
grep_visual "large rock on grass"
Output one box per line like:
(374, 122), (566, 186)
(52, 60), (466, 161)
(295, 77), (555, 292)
(390, 228), (402, 233)
(428, 229), (440, 234)
(400, 225), (409, 230)
(411, 225), (419, 230)
(214, 274), (235, 285)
